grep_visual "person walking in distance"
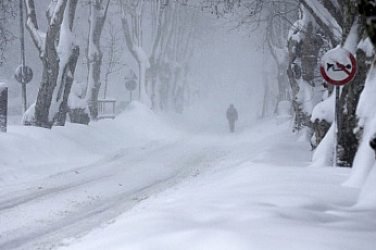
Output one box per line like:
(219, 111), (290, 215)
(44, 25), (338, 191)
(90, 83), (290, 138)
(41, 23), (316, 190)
(226, 104), (238, 133)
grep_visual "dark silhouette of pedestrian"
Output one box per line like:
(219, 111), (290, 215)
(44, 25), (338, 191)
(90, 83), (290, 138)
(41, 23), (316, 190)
(226, 104), (238, 133)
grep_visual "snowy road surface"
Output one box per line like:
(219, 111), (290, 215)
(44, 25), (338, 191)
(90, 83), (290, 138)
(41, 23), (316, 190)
(60, 126), (376, 250)
(1, 138), (230, 250)
(1, 103), (376, 250)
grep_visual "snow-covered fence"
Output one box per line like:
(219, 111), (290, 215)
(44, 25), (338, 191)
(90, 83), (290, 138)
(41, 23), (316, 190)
(98, 99), (116, 119)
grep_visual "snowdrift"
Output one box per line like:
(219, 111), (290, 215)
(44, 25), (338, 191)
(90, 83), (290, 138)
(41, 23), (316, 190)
(0, 101), (183, 186)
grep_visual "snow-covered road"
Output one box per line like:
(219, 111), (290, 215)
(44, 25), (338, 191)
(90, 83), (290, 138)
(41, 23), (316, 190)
(1, 103), (376, 250)
(59, 125), (376, 250)
(1, 135), (225, 249)
(0, 105), (278, 250)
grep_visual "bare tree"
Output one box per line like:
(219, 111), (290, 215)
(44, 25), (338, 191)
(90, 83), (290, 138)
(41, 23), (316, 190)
(120, 0), (151, 107)
(145, 0), (202, 112)
(85, 0), (111, 120)
(0, 0), (16, 65)
(147, 0), (170, 110)
(102, 18), (126, 99)
(167, 2), (198, 113)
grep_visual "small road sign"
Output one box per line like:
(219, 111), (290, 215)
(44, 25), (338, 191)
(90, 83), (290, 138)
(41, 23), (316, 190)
(14, 65), (33, 84)
(125, 79), (137, 91)
(320, 47), (356, 86)
(320, 47), (357, 167)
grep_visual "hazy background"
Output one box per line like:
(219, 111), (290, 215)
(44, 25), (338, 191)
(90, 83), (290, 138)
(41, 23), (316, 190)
(0, 2), (276, 128)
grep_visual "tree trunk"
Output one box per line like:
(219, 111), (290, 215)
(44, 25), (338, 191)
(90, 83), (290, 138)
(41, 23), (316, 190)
(86, 0), (111, 120)
(120, 0), (151, 108)
(54, 45), (80, 126)
(359, 0), (376, 47)
(335, 3), (366, 167)
(287, 15), (324, 132)
(337, 48), (368, 166)
(265, 10), (291, 109)
(32, 38), (60, 128)
(23, 0), (79, 128)
(287, 35), (301, 131)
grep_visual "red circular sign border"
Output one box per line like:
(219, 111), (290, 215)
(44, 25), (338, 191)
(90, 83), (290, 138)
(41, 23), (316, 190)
(320, 49), (357, 86)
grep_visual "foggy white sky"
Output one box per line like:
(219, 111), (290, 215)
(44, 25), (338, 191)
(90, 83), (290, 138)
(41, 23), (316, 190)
(188, 23), (273, 128)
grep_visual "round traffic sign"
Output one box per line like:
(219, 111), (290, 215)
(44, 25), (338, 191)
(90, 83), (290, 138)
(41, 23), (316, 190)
(320, 47), (356, 86)
(125, 79), (137, 91)
(14, 65), (33, 84)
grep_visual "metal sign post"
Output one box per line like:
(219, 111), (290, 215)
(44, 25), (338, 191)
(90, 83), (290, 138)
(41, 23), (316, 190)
(334, 85), (340, 165)
(125, 79), (137, 101)
(320, 47), (357, 166)
(14, 64), (33, 107)
(19, 0), (27, 113)
(17, 0), (33, 114)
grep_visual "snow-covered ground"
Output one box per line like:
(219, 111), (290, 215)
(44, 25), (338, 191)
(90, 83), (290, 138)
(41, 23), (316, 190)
(1, 102), (376, 250)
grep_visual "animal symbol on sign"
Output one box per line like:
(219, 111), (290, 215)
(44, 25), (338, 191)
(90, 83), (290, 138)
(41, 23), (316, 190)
(326, 63), (352, 73)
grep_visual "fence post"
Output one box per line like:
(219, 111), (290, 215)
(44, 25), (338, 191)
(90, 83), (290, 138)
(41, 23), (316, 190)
(0, 86), (8, 133)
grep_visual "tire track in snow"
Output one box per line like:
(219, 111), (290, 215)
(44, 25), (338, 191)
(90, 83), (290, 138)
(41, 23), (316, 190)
(1, 122), (287, 250)
(0, 141), (180, 211)
(0, 140), (226, 250)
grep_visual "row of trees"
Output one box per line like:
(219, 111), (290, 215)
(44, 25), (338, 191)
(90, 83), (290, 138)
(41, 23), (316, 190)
(0, 0), (16, 66)
(0, 0), (298, 128)
(14, 0), (208, 128)
(268, 0), (376, 207)
(204, 0), (366, 164)
(287, 0), (376, 207)
(206, 0), (376, 208)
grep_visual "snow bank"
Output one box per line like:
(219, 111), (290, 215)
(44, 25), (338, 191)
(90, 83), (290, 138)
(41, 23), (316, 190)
(0, 101), (183, 187)
(109, 101), (184, 141)
(355, 162), (376, 209)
